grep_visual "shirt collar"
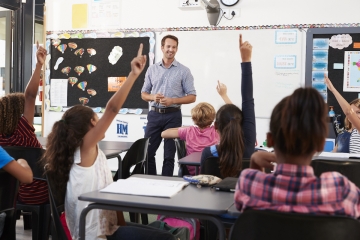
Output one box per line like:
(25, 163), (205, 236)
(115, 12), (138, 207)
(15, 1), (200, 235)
(274, 163), (315, 178)
(158, 59), (178, 68)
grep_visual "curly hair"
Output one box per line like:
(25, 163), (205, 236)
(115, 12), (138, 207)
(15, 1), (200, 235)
(0, 93), (25, 135)
(191, 102), (216, 129)
(41, 105), (95, 204)
(215, 104), (244, 178)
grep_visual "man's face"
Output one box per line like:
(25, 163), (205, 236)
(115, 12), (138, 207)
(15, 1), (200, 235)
(161, 38), (178, 60)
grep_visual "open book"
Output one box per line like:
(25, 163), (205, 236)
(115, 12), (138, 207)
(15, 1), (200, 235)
(100, 177), (190, 198)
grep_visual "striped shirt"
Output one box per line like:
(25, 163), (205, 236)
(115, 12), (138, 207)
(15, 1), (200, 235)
(349, 128), (360, 153)
(141, 59), (196, 108)
(234, 163), (360, 218)
(0, 116), (48, 205)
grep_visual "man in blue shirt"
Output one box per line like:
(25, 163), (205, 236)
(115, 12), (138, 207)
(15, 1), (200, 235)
(141, 35), (196, 176)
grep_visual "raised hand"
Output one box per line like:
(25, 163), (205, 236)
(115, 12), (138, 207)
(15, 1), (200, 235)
(36, 46), (47, 66)
(239, 34), (252, 63)
(324, 74), (335, 92)
(216, 80), (228, 97)
(131, 43), (147, 76)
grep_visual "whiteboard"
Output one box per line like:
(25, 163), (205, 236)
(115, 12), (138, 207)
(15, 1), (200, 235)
(155, 29), (303, 118)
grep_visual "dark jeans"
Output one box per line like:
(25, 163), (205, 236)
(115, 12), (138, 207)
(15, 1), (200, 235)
(145, 110), (182, 176)
(107, 222), (176, 240)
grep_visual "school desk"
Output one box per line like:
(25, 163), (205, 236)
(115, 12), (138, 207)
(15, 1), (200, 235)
(78, 174), (234, 240)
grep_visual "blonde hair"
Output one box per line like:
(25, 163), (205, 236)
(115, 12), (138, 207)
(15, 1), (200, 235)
(345, 98), (360, 130)
(191, 102), (216, 128)
(0, 93), (25, 135)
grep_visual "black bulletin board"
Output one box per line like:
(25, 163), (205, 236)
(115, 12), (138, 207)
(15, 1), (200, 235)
(50, 37), (150, 109)
(305, 27), (360, 127)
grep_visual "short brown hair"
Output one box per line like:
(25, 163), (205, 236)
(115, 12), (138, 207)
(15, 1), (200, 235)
(0, 93), (25, 135)
(270, 88), (328, 156)
(191, 102), (215, 128)
(345, 98), (360, 130)
(161, 35), (178, 47)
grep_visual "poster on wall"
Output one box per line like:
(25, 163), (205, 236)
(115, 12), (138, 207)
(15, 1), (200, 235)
(343, 51), (360, 92)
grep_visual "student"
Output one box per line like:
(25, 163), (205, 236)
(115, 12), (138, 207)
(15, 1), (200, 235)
(235, 87), (360, 218)
(0, 46), (47, 205)
(200, 34), (256, 178)
(0, 146), (32, 183)
(332, 98), (360, 153)
(161, 81), (230, 175)
(41, 45), (176, 240)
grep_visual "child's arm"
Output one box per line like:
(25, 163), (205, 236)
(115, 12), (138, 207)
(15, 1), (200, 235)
(325, 75), (360, 132)
(216, 80), (232, 104)
(161, 128), (180, 138)
(23, 45), (47, 125)
(80, 44), (147, 167)
(3, 159), (33, 184)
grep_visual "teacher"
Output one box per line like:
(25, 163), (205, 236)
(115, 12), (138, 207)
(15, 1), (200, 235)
(141, 35), (196, 176)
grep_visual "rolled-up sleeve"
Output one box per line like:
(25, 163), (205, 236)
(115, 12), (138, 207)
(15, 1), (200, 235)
(182, 68), (196, 96)
(141, 67), (153, 93)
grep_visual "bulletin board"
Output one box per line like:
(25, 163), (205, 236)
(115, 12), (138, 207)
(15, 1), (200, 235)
(44, 31), (155, 112)
(305, 27), (360, 126)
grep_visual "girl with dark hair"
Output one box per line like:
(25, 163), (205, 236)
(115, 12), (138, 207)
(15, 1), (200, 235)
(235, 87), (360, 218)
(0, 46), (48, 205)
(200, 34), (256, 178)
(42, 45), (176, 240)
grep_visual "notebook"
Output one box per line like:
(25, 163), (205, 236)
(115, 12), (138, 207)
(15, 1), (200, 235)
(212, 177), (238, 192)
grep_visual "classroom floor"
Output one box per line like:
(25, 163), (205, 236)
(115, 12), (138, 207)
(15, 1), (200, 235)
(15, 213), (157, 239)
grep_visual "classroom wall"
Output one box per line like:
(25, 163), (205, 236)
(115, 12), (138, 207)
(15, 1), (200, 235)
(44, 0), (360, 175)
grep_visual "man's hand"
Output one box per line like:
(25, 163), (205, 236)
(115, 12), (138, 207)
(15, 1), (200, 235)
(239, 34), (252, 63)
(160, 97), (174, 106)
(153, 93), (164, 103)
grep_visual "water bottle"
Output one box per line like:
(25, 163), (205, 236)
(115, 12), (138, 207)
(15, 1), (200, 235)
(329, 106), (335, 117)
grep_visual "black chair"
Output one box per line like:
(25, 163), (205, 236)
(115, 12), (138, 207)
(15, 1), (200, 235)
(174, 138), (190, 176)
(311, 159), (360, 188)
(44, 169), (68, 240)
(113, 138), (150, 224)
(202, 157), (251, 178)
(0, 170), (19, 240)
(2, 146), (50, 240)
(229, 209), (360, 240)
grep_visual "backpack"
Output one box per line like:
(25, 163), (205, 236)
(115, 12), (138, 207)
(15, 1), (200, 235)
(157, 215), (200, 240)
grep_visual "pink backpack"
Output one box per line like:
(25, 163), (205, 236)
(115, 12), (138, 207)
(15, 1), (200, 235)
(157, 215), (200, 240)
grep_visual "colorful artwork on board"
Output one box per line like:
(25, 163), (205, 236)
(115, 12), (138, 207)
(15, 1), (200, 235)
(343, 51), (360, 92)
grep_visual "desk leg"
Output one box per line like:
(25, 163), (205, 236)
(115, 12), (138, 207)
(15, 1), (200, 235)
(117, 156), (122, 179)
(178, 164), (183, 177)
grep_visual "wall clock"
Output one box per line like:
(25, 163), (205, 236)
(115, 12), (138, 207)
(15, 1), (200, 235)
(220, 0), (239, 7)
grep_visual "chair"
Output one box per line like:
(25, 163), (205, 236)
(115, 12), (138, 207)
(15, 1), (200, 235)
(229, 209), (360, 240)
(113, 138), (150, 224)
(44, 169), (68, 240)
(311, 159), (360, 188)
(174, 138), (190, 176)
(0, 170), (19, 240)
(202, 157), (251, 178)
(2, 146), (50, 240)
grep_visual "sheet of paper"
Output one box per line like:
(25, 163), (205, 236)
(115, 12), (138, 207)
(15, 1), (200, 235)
(72, 4), (88, 29)
(50, 79), (68, 107)
(100, 177), (190, 198)
(318, 152), (349, 158)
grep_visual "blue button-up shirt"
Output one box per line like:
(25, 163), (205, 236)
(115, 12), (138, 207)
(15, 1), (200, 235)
(141, 59), (196, 108)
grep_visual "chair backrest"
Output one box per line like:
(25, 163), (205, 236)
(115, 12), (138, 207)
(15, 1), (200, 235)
(311, 159), (360, 188)
(174, 138), (187, 160)
(229, 210), (360, 240)
(2, 146), (45, 180)
(121, 138), (149, 179)
(202, 157), (251, 178)
(0, 170), (19, 240)
(44, 170), (68, 240)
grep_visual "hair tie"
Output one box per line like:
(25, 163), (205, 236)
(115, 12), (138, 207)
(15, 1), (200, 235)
(229, 117), (235, 121)
(59, 119), (66, 125)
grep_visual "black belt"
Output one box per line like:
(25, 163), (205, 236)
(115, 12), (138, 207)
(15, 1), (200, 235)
(151, 106), (180, 114)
